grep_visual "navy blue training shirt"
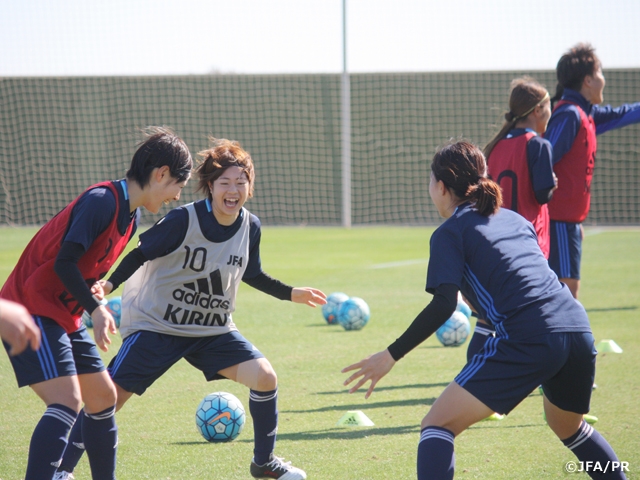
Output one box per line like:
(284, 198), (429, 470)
(426, 203), (591, 339)
(545, 88), (640, 164)
(65, 180), (139, 248)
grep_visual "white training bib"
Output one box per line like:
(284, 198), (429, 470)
(120, 204), (250, 338)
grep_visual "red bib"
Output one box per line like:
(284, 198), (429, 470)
(488, 132), (550, 258)
(0, 182), (134, 333)
(548, 100), (597, 223)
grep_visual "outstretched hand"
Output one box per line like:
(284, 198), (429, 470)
(342, 349), (396, 399)
(291, 287), (327, 307)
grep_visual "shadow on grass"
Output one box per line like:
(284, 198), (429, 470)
(469, 422), (542, 430)
(268, 424), (421, 441)
(304, 325), (371, 333)
(172, 424), (420, 445)
(173, 422), (542, 446)
(284, 396), (437, 413)
(317, 382), (449, 395)
(585, 306), (637, 313)
(237, 425), (421, 443)
(419, 345), (461, 349)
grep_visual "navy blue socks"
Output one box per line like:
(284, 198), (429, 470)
(57, 408), (85, 474)
(417, 426), (455, 480)
(249, 388), (278, 466)
(25, 404), (78, 480)
(562, 420), (627, 479)
(83, 405), (118, 480)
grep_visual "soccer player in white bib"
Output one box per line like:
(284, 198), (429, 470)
(56, 138), (325, 480)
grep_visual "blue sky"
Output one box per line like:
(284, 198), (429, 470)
(1, 0), (639, 76)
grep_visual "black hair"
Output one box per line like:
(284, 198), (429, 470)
(126, 127), (192, 188)
(551, 43), (600, 108)
(431, 140), (502, 216)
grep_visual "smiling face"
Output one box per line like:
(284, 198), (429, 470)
(210, 166), (250, 225)
(144, 166), (189, 214)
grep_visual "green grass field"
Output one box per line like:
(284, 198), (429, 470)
(1, 226), (638, 479)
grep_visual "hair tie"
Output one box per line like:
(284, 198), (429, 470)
(512, 91), (550, 122)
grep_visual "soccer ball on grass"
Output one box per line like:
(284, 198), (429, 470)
(436, 311), (470, 347)
(337, 297), (370, 331)
(195, 392), (245, 442)
(322, 292), (349, 324)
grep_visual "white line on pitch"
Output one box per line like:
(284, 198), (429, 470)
(369, 259), (428, 269)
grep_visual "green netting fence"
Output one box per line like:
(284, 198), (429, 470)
(1, 70), (638, 226)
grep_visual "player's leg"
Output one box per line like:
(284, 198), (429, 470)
(549, 221), (582, 299)
(58, 379), (137, 478)
(58, 330), (173, 477)
(545, 398), (626, 479)
(418, 382), (493, 479)
(220, 357), (279, 462)
(76, 371), (118, 480)
(28, 377), (81, 480)
(560, 278), (579, 298)
(426, 334), (569, 479)
(196, 331), (305, 479)
(56, 412), (83, 478)
(5, 317), (81, 480)
(543, 332), (626, 479)
(55, 325), (117, 480)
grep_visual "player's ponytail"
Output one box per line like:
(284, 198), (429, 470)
(483, 77), (549, 159)
(550, 83), (564, 109)
(466, 177), (503, 217)
(432, 141), (502, 217)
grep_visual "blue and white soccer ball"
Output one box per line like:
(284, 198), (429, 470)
(195, 392), (246, 442)
(322, 292), (349, 325)
(337, 297), (370, 331)
(106, 296), (122, 328)
(436, 311), (471, 347)
(82, 298), (107, 329)
(456, 293), (472, 319)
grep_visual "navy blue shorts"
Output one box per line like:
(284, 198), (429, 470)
(108, 330), (264, 395)
(456, 331), (596, 415)
(3, 316), (105, 388)
(549, 221), (582, 280)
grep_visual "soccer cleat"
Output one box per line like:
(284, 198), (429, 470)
(250, 454), (307, 479)
(482, 412), (505, 421)
(53, 471), (75, 480)
(584, 414), (598, 425)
